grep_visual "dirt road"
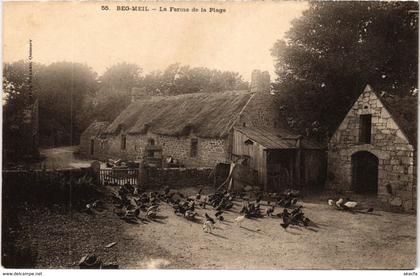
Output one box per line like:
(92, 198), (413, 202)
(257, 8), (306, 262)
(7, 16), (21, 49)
(32, 146), (94, 170)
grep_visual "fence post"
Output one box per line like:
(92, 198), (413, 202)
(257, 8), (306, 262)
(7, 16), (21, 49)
(137, 160), (145, 189)
(90, 161), (101, 185)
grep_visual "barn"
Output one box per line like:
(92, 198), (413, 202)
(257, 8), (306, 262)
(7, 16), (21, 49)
(327, 84), (416, 211)
(80, 70), (326, 192)
(231, 126), (325, 193)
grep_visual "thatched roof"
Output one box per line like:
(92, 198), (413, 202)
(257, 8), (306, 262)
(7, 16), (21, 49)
(81, 121), (110, 138)
(103, 90), (253, 138)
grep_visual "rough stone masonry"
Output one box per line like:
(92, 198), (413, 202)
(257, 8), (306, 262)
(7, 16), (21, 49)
(327, 85), (416, 211)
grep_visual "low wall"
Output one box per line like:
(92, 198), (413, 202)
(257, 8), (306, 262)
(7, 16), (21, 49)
(2, 168), (100, 208)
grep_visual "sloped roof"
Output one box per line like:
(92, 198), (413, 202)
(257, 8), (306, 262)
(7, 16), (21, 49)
(103, 90), (253, 138)
(234, 126), (323, 150)
(81, 121), (109, 138)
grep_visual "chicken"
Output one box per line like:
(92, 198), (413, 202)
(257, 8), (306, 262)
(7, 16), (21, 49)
(234, 214), (246, 227)
(328, 199), (334, 206)
(196, 187), (204, 200)
(146, 210), (157, 219)
(336, 198), (344, 208)
(367, 207), (374, 213)
(202, 220), (214, 233)
(184, 210), (197, 221)
(205, 213), (215, 224)
(266, 205), (275, 217)
(214, 210), (224, 217)
(302, 217), (310, 227)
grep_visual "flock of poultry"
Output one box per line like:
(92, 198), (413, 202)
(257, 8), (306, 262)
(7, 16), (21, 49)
(103, 182), (373, 234)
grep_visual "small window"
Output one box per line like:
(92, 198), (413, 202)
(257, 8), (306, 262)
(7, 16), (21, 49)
(190, 138), (198, 157)
(148, 138), (155, 145)
(121, 135), (127, 150)
(244, 139), (254, 145)
(90, 139), (95, 155)
(359, 114), (372, 144)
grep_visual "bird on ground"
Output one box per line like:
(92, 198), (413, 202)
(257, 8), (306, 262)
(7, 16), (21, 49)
(343, 201), (358, 209)
(146, 209), (157, 220)
(196, 187), (204, 200)
(303, 217), (311, 227)
(336, 198), (344, 208)
(234, 214), (246, 227)
(202, 220), (214, 233)
(215, 210), (224, 217)
(280, 222), (289, 230)
(280, 212), (290, 230)
(184, 210), (197, 221)
(367, 207), (374, 213)
(205, 213), (215, 224)
(328, 199), (334, 206)
(266, 205), (275, 217)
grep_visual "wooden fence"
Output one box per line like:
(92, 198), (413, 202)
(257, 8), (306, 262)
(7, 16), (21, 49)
(99, 168), (140, 185)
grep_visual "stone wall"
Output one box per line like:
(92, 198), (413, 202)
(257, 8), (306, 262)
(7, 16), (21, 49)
(328, 85), (416, 211)
(88, 131), (229, 168)
(144, 167), (213, 188)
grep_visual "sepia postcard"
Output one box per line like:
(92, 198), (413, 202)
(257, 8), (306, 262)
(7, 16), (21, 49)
(2, 0), (418, 272)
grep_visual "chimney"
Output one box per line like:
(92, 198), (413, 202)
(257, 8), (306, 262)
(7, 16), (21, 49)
(250, 69), (270, 93)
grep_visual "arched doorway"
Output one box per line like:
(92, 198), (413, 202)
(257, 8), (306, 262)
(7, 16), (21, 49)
(351, 151), (378, 194)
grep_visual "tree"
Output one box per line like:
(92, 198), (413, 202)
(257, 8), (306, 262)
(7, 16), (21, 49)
(3, 61), (45, 161)
(139, 63), (248, 95)
(97, 62), (142, 101)
(271, 2), (418, 142)
(38, 62), (98, 146)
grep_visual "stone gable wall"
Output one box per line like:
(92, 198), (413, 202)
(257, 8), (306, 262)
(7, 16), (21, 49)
(328, 86), (416, 211)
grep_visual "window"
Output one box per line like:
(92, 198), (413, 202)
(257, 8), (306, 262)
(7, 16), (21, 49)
(121, 135), (127, 150)
(190, 138), (198, 157)
(148, 138), (155, 145)
(90, 139), (94, 155)
(359, 114), (372, 144)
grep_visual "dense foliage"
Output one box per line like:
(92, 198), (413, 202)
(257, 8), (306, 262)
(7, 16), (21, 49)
(271, 1), (418, 142)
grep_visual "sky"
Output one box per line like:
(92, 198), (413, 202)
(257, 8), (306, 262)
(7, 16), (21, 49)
(4, 1), (308, 81)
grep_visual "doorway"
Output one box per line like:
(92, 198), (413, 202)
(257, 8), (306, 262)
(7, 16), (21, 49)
(351, 151), (378, 194)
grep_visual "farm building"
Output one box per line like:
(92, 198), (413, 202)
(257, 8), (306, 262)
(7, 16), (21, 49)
(80, 70), (326, 192)
(327, 84), (417, 211)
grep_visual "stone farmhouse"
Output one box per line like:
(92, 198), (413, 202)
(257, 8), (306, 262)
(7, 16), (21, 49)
(80, 70), (326, 192)
(328, 85), (416, 211)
